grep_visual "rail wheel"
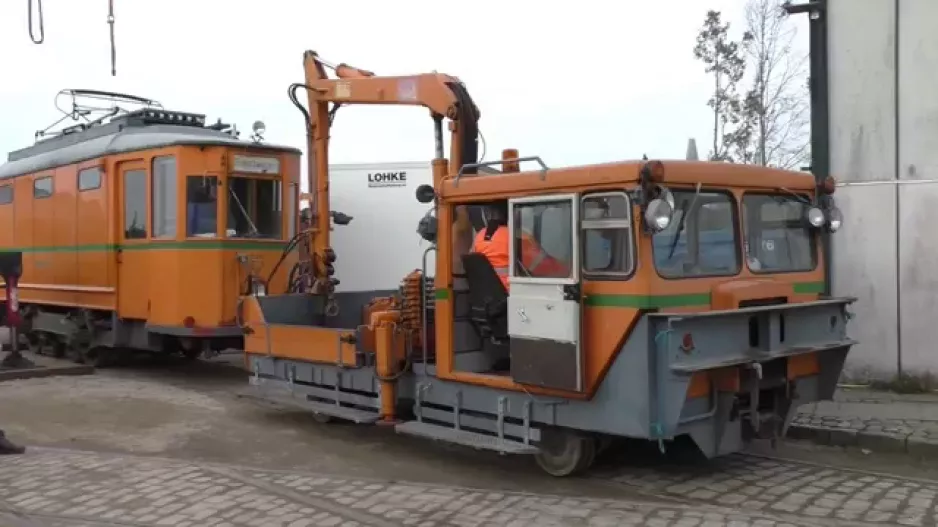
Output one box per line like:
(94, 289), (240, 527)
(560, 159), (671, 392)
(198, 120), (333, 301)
(534, 429), (596, 477)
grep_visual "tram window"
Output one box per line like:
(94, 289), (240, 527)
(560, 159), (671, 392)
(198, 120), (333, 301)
(581, 193), (634, 276)
(186, 176), (218, 237)
(227, 176), (282, 239)
(33, 176), (53, 199)
(152, 156), (178, 238)
(652, 190), (739, 278)
(78, 167), (102, 191)
(511, 199), (573, 279)
(0, 185), (12, 205)
(123, 169), (147, 239)
(742, 193), (816, 272)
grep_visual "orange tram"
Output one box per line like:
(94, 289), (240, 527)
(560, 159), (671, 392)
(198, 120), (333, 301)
(0, 90), (302, 365)
(238, 51), (858, 477)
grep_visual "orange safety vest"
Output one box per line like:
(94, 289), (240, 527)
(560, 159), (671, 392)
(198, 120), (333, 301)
(472, 225), (567, 290)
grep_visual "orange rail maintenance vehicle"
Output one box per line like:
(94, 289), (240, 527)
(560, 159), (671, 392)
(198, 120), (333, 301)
(0, 89), (302, 365)
(240, 51), (857, 477)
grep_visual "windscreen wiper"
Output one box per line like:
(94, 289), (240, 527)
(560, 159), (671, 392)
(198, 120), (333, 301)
(666, 182), (702, 260)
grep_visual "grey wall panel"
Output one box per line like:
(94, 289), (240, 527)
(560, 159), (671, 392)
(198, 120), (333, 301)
(898, 183), (938, 373)
(898, 0), (938, 182)
(828, 0), (896, 183)
(833, 183), (898, 379)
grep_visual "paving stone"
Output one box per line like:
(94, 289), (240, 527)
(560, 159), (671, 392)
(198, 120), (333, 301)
(0, 447), (806, 527)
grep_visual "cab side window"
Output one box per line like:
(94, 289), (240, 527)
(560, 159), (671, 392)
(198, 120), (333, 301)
(78, 167), (103, 192)
(152, 156), (178, 238)
(511, 199), (574, 279)
(123, 169), (148, 239)
(581, 193), (634, 276)
(33, 176), (53, 199)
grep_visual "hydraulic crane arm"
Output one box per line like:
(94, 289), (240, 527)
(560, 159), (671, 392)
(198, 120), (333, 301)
(291, 49), (481, 299)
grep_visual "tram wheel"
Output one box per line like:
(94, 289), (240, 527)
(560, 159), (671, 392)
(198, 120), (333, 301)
(534, 429), (596, 477)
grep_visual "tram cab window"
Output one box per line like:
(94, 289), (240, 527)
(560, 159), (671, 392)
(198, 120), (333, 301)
(511, 200), (573, 279)
(581, 193), (634, 276)
(652, 190), (739, 278)
(227, 177), (282, 239)
(186, 176), (218, 238)
(742, 193), (816, 272)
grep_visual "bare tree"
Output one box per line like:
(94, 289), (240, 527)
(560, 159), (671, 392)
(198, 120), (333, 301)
(693, 10), (750, 162)
(737, 0), (810, 169)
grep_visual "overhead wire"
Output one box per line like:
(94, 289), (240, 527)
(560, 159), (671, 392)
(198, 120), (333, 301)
(27, 0), (43, 44)
(26, 0), (118, 76)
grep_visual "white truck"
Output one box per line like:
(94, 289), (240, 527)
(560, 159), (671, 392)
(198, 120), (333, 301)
(303, 161), (437, 296)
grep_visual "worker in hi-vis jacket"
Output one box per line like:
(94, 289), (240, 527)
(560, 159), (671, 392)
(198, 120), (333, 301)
(472, 202), (568, 291)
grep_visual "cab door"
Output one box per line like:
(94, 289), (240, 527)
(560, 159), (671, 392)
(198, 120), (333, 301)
(507, 194), (584, 392)
(115, 161), (150, 320)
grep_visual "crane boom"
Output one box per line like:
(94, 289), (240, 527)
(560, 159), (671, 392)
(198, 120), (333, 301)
(294, 49), (481, 296)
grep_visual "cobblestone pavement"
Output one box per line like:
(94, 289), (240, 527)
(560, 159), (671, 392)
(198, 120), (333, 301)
(789, 388), (938, 455)
(0, 447), (833, 527)
(593, 452), (938, 526)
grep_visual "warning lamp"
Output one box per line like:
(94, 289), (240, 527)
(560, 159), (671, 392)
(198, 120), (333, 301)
(641, 160), (666, 184)
(183, 316), (196, 328)
(820, 176), (837, 195)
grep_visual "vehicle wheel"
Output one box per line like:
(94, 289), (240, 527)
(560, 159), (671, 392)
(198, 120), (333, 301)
(574, 437), (598, 473)
(596, 436), (614, 456)
(51, 340), (67, 359)
(534, 429), (595, 477)
(312, 413), (334, 424)
(82, 346), (114, 368)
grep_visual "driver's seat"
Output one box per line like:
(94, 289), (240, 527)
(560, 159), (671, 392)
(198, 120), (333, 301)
(461, 252), (509, 343)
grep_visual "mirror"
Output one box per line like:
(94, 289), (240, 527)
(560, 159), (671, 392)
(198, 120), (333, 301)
(415, 184), (435, 204)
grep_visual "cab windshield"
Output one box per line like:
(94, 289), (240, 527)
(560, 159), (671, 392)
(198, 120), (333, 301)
(227, 176), (282, 239)
(652, 190), (739, 278)
(742, 193), (815, 272)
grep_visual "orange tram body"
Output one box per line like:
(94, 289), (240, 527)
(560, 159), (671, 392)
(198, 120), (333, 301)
(238, 51), (859, 477)
(0, 91), (301, 365)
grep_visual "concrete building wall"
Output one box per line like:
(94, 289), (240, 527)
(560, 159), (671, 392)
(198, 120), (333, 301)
(829, 0), (938, 379)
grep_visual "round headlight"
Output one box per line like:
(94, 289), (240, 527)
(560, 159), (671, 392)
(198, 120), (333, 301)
(805, 206), (825, 228)
(828, 207), (843, 232)
(644, 198), (673, 232)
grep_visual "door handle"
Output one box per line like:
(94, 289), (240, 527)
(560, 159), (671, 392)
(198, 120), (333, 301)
(517, 307), (529, 323)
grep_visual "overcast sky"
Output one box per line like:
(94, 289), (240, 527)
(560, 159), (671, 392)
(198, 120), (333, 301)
(0, 0), (807, 186)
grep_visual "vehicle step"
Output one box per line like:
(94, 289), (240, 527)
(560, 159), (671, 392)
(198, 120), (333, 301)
(236, 385), (381, 424)
(395, 420), (539, 455)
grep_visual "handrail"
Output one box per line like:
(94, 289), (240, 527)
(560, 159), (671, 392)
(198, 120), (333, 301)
(453, 156), (549, 186)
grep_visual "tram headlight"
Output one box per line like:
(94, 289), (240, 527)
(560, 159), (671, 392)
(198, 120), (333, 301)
(644, 198), (673, 232)
(828, 206), (843, 232)
(804, 206), (825, 228)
